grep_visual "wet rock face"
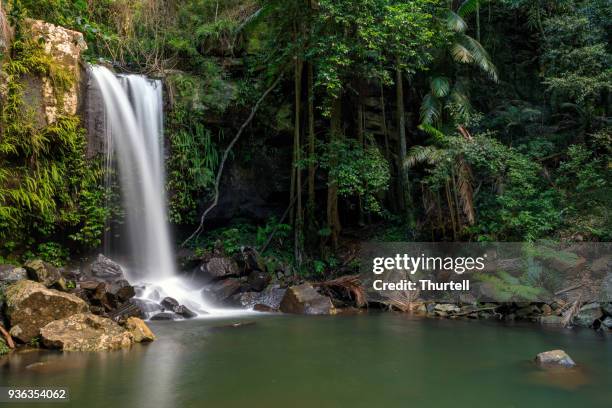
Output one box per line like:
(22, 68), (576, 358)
(279, 283), (336, 315)
(22, 19), (87, 126)
(535, 350), (576, 368)
(5, 280), (89, 343)
(204, 278), (242, 303)
(40, 313), (133, 352)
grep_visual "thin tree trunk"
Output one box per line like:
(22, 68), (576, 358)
(396, 63), (412, 221)
(476, 1), (481, 42)
(181, 72), (284, 246)
(357, 88), (365, 225)
(327, 96), (342, 250)
(293, 58), (304, 264)
(307, 62), (316, 225)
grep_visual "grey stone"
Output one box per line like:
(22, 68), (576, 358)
(535, 350), (576, 368)
(572, 303), (603, 327)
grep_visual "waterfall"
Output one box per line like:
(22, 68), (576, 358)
(91, 65), (175, 281)
(90, 65), (220, 317)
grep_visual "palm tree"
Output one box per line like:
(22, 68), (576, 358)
(420, 5), (498, 127)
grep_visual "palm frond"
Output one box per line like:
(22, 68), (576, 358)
(448, 85), (473, 118)
(418, 123), (447, 144)
(446, 10), (468, 33)
(458, 0), (489, 17)
(420, 93), (442, 125)
(460, 35), (498, 81)
(405, 145), (443, 168)
(430, 76), (450, 98)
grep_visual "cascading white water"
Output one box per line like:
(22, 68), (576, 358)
(91, 65), (212, 316)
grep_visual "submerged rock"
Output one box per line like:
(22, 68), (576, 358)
(5, 280), (89, 343)
(125, 317), (155, 343)
(572, 303), (603, 327)
(150, 312), (178, 321)
(24, 260), (65, 289)
(40, 313), (133, 351)
(90, 254), (125, 281)
(535, 350), (576, 368)
(279, 283), (336, 315)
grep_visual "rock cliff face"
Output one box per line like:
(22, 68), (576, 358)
(21, 19), (87, 126)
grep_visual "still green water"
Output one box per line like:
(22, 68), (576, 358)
(1, 313), (611, 408)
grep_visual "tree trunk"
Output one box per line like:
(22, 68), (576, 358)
(307, 62), (316, 225)
(396, 63), (412, 222)
(293, 58), (304, 264)
(327, 96), (342, 250)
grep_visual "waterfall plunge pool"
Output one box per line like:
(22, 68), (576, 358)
(1, 313), (611, 407)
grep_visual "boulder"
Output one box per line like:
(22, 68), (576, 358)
(24, 260), (65, 289)
(572, 303), (603, 327)
(237, 246), (266, 274)
(279, 283), (336, 315)
(203, 257), (240, 279)
(40, 313), (133, 351)
(125, 317), (155, 343)
(5, 280), (89, 343)
(109, 280), (135, 302)
(174, 305), (197, 319)
(247, 271), (271, 292)
(205, 279), (242, 302)
(0, 265), (27, 285)
(160, 297), (179, 310)
(434, 304), (461, 314)
(130, 298), (162, 317)
(601, 316), (612, 330)
(90, 254), (125, 281)
(232, 285), (286, 309)
(535, 350), (576, 368)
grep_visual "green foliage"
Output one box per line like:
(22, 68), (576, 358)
(321, 139), (391, 214)
(0, 338), (9, 356)
(0, 37), (107, 262)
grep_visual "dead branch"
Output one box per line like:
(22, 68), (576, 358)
(182, 72), (285, 247)
(314, 275), (366, 307)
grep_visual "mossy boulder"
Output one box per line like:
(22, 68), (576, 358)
(23, 260), (66, 289)
(5, 280), (89, 343)
(40, 313), (133, 351)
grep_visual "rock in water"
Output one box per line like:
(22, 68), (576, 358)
(535, 350), (576, 368)
(204, 279), (242, 303)
(160, 297), (179, 310)
(174, 305), (197, 319)
(90, 254), (125, 281)
(279, 283), (336, 315)
(5, 280), (89, 343)
(572, 303), (603, 327)
(125, 317), (155, 343)
(23, 260), (65, 289)
(40, 313), (133, 351)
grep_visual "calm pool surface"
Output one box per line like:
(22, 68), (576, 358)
(1, 313), (611, 408)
